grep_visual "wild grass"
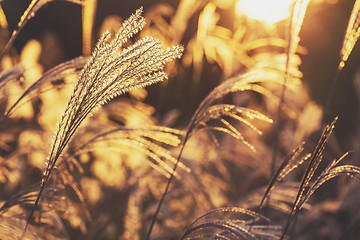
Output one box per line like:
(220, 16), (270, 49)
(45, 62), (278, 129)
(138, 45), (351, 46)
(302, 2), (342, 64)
(0, 0), (360, 239)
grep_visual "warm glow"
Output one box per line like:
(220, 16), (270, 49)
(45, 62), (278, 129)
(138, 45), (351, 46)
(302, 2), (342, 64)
(236, 0), (292, 25)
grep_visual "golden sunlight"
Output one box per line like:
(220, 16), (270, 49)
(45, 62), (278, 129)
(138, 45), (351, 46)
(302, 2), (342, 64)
(236, 0), (292, 25)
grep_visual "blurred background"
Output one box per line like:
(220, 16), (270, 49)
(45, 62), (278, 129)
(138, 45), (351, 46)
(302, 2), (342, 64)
(3, 0), (359, 151)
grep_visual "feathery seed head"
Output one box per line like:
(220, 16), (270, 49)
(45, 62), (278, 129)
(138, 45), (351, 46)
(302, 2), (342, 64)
(41, 6), (183, 194)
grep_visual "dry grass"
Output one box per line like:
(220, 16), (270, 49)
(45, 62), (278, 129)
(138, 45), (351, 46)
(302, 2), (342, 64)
(0, 0), (360, 239)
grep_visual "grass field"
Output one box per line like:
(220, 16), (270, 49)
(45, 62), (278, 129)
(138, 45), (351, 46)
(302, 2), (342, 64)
(0, 0), (360, 239)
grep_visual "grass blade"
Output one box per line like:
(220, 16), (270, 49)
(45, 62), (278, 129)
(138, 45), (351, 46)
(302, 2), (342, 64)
(0, 0), (85, 61)
(1, 57), (88, 122)
(82, 0), (97, 56)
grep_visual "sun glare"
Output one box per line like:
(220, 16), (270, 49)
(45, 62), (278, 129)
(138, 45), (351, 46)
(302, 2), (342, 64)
(236, 0), (292, 25)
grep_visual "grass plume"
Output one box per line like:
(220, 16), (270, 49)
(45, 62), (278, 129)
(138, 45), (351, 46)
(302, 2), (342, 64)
(324, 0), (360, 121)
(339, 0), (360, 70)
(179, 207), (280, 240)
(281, 117), (338, 239)
(22, 7), (183, 236)
(1, 1), (360, 239)
(271, 0), (311, 175)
